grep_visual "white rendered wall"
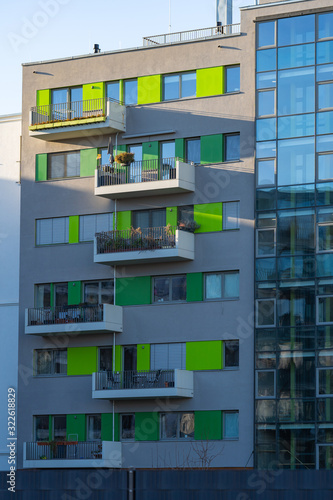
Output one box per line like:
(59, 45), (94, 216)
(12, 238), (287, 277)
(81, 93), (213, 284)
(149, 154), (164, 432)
(0, 114), (21, 470)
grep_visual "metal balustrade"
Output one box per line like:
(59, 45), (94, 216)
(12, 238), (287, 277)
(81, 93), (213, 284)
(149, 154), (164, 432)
(25, 441), (102, 460)
(27, 304), (104, 326)
(30, 97), (121, 126)
(95, 369), (175, 391)
(97, 157), (178, 187)
(96, 226), (176, 254)
(143, 24), (240, 46)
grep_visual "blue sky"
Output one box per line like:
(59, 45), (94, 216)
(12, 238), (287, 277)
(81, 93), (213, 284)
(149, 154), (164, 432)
(0, 0), (253, 115)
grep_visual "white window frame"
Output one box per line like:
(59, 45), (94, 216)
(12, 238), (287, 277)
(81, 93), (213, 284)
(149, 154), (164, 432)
(204, 271), (240, 301)
(256, 228), (276, 257)
(34, 349), (67, 376)
(256, 298), (276, 328)
(36, 217), (69, 246)
(317, 295), (333, 325)
(256, 370), (276, 399)
(222, 201), (240, 230)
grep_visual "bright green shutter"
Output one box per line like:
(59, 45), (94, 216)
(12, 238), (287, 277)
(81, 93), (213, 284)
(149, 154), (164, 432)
(66, 414), (86, 441)
(116, 277), (151, 306)
(200, 134), (223, 164)
(135, 412), (159, 441)
(194, 203), (223, 233)
(37, 89), (51, 107)
(196, 67), (224, 97)
(68, 281), (82, 305)
(186, 273), (203, 302)
(80, 148), (98, 177)
(82, 82), (105, 112)
(67, 346), (97, 375)
(115, 346), (123, 372)
(69, 215), (79, 243)
(186, 341), (222, 370)
(116, 211), (131, 231)
(175, 139), (185, 161)
(36, 154), (48, 181)
(166, 207), (177, 227)
(137, 75), (162, 104)
(101, 413), (120, 441)
(137, 344), (150, 371)
(194, 411), (222, 440)
(142, 141), (159, 164)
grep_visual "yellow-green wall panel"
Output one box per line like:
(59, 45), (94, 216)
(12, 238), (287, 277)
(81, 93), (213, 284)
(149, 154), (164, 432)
(194, 203), (222, 232)
(138, 75), (162, 104)
(196, 67), (224, 97)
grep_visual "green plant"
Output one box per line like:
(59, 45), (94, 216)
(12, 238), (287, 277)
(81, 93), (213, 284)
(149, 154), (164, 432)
(115, 152), (134, 165)
(178, 220), (201, 233)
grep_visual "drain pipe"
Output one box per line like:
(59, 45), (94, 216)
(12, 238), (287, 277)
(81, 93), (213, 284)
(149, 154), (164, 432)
(128, 468), (135, 500)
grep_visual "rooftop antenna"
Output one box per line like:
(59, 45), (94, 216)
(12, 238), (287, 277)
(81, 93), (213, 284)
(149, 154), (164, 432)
(216, 0), (232, 27)
(169, 0), (171, 33)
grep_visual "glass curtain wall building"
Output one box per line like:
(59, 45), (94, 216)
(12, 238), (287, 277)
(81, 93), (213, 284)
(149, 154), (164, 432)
(255, 12), (333, 469)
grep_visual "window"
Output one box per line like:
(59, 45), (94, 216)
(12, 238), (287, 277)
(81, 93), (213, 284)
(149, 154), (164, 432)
(36, 217), (69, 245)
(35, 415), (49, 441)
(256, 370), (276, 398)
(34, 283), (68, 308)
(87, 415), (101, 441)
(257, 159), (276, 186)
(34, 415), (67, 442)
(35, 284), (51, 308)
(317, 222), (333, 252)
(318, 153), (333, 180)
(51, 87), (83, 120)
(318, 368), (333, 396)
(79, 213), (113, 242)
(223, 201), (240, 230)
(163, 72), (196, 101)
(121, 414), (135, 439)
(153, 275), (186, 303)
(54, 283), (68, 307)
(257, 228), (276, 256)
(132, 209), (166, 230)
(48, 151), (80, 180)
(35, 349), (67, 376)
(161, 141), (176, 169)
(83, 280), (114, 305)
(123, 346), (137, 371)
(224, 341), (239, 368)
(106, 81), (120, 102)
(204, 271), (239, 300)
(257, 21), (276, 48)
(225, 66), (240, 93)
(124, 79), (137, 105)
(99, 347), (113, 371)
(256, 299), (276, 327)
(150, 343), (186, 370)
(318, 82), (333, 110)
(257, 90), (275, 117)
(53, 415), (67, 441)
(185, 138), (200, 164)
(317, 296), (333, 324)
(160, 413), (194, 440)
(224, 134), (240, 161)
(223, 412), (239, 439)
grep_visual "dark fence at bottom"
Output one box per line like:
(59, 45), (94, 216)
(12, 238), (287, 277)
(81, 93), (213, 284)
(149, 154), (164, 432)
(1, 469), (332, 499)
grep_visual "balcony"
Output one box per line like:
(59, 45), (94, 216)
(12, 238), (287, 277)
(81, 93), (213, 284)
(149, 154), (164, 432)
(23, 441), (122, 468)
(94, 226), (195, 265)
(92, 369), (194, 399)
(25, 304), (123, 336)
(29, 97), (125, 140)
(94, 158), (195, 199)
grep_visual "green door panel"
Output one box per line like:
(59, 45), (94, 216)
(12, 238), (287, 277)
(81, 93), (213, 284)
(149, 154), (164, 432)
(166, 207), (177, 227)
(66, 414), (86, 441)
(137, 344), (150, 371)
(101, 413), (120, 441)
(175, 139), (185, 161)
(68, 281), (82, 306)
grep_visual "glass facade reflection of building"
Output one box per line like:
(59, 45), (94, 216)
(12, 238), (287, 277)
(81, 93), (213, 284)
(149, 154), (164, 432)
(255, 12), (333, 469)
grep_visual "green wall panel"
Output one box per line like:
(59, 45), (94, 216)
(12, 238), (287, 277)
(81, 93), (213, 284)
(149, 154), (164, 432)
(175, 138), (185, 161)
(194, 203), (222, 233)
(115, 345), (123, 372)
(116, 211), (131, 231)
(80, 148), (98, 177)
(200, 134), (223, 164)
(138, 75), (162, 104)
(101, 413), (119, 441)
(82, 82), (105, 102)
(115, 144), (127, 155)
(142, 141), (159, 164)
(196, 67), (224, 97)
(137, 344), (150, 371)
(194, 411), (222, 440)
(186, 341), (222, 370)
(119, 80), (124, 104)
(69, 215), (79, 244)
(66, 414), (86, 441)
(166, 207), (177, 228)
(67, 346), (97, 375)
(37, 89), (51, 107)
(36, 154), (48, 181)
(186, 273), (203, 302)
(68, 281), (82, 306)
(116, 276), (151, 306)
(135, 412), (159, 441)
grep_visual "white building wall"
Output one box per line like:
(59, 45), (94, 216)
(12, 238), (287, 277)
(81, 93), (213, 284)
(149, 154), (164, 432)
(0, 114), (21, 471)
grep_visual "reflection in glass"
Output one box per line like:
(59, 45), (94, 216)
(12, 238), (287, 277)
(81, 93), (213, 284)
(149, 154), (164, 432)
(318, 154), (333, 180)
(277, 15), (315, 47)
(277, 184), (315, 209)
(257, 299), (275, 326)
(257, 229), (275, 256)
(317, 111), (333, 135)
(257, 72), (276, 89)
(277, 286), (315, 327)
(163, 75), (179, 100)
(258, 90), (275, 116)
(318, 12), (333, 39)
(257, 49), (276, 72)
(256, 188), (276, 211)
(317, 64), (333, 82)
(318, 83), (333, 110)
(257, 371), (275, 397)
(181, 73), (196, 98)
(257, 118), (276, 141)
(258, 21), (275, 48)
(278, 67), (315, 116)
(257, 159), (275, 186)
(124, 80), (137, 105)
(278, 44), (315, 70)
(256, 259), (276, 281)
(317, 40), (333, 65)
(316, 182), (333, 206)
(256, 141), (276, 159)
(277, 137), (314, 186)
(225, 66), (240, 92)
(278, 114), (314, 139)
(106, 81), (119, 101)
(278, 256), (316, 279)
(317, 134), (333, 152)
(277, 210), (315, 256)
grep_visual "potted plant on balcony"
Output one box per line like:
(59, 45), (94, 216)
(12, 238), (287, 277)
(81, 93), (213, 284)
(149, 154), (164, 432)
(178, 220), (201, 233)
(115, 152), (134, 166)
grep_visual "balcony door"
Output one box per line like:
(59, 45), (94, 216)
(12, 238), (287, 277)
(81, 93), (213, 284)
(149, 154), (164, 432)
(132, 209), (166, 235)
(123, 346), (137, 372)
(128, 145), (143, 183)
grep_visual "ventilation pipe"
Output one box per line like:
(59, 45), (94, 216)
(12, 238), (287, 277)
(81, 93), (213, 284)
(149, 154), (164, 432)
(216, 0), (232, 27)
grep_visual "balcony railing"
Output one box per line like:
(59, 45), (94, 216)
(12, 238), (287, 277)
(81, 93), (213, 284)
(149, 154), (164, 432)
(143, 24), (240, 46)
(27, 304), (104, 326)
(30, 97), (120, 126)
(95, 369), (175, 391)
(25, 441), (100, 460)
(97, 158), (178, 187)
(96, 226), (176, 255)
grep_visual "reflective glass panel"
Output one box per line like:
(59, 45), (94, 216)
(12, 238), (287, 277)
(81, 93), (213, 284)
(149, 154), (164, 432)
(318, 224), (333, 251)
(171, 276), (186, 301)
(179, 413), (194, 439)
(257, 300), (275, 326)
(278, 44), (315, 69)
(51, 88), (67, 105)
(256, 188), (276, 211)
(318, 12), (333, 40)
(257, 159), (275, 186)
(256, 259), (277, 281)
(277, 137), (315, 186)
(257, 229), (275, 256)
(258, 21), (275, 48)
(181, 72), (196, 98)
(317, 111), (333, 134)
(319, 369), (333, 394)
(160, 413), (178, 439)
(186, 139), (200, 164)
(35, 416), (49, 441)
(277, 15), (315, 46)
(224, 412), (239, 438)
(277, 210), (315, 255)
(317, 254), (333, 277)
(318, 83), (333, 110)
(163, 75), (179, 100)
(277, 184), (315, 209)
(258, 90), (275, 116)
(316, 182), (333, 206)
(317, 64), (333, 82)
(317, 134), (333, 152)
(278, 67), (315, 116)
(317, 41), (333, 65)
(258, 117), (277, 143)
(278, 114), (314, 139)
(318, 154), (333, 180)
(256, 141), (276, 159)
(257, 49), (276, 72)
(124, 80), (137, 105)
(278, 256), (316, 279)
(257, 72), (276, 89)
(277, 286), (316, 326)
(121, 415), (135, 439)
(225, 134), (240, 160)
(106, 82), (119, 101)
(257, 371), (275, 397)
(224, 273), (239, 298)
(224, 341), (239, 367)
(205, 274), (222, 299)
(226, 66), (240, 92)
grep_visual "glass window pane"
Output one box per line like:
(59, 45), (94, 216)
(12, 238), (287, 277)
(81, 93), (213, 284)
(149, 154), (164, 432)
(257, 159), (275, 186)
(278, 44), (315, 69)
(256, 258), (277, 281)
(186, 139), (200, 164)
(257, 229), (275, 256)
(278, 15), (315, 46)
(256, 141), (276, 159)
(277, 137), (315, 186)
(318, 83), (333, 110)
(319, 369), (333, 394)
(224, 273), (239, 298)
(257, 72), (276, 90)
(163, 75), (179, 100)
(124, 80), (137, 105)
(35, 284), (51, 308)
(52, 217), (68, 244)
(84, 282), (99, 304)
(257, 49), (276, 72)
(36, 350), (52, 375)
(181, 72), (196, 98)
(258, 21), (275, 48)
(257, 300), (275, 326)
(87, 415), (101, 441)
(224, 412), (239, 438)
(66, 152), (80, 177)
(278, 114), (314, 139)
(100, 281), (114, 304)
(179, 413), (194, 438)
(226, 66), (240, 92)
(225, 341), (239, 367)
(121, 415), (135, 439)
(36, 219), (52, 245)
(318, 224), (333, 251)
(257, 371), (275, 397)
(223, 202), (239, 230)
(256, 188), (276, 211)
(171, 276), (186, 301)
(106, 82), (119, 101)
(257, 118), (276, 141)
(277, 210), (315, 256)
(278, 67), (315, 116)
(317, 41), (333, 65)
(258, 90), (275, 117)
(99, 347), (112, 371)
(35, 416), (49, 441)
(318, 297), (333, 324)
(317, 64), (333, 82)
(153, 277), (170, 302)
(317, 182), (333, 206)
(317, 134), (333, 152)
(317, 253), (333, 276)
(161, 141), (175, 160)
(317, 111), (333, 135)
(318, 12), (333, 39)
(277, 184), (315, 209)
(161, 413), (178, 439)
(205, 274), (222, 299)
(52, 88), (67, 105)
(318, 154), (333, 180)
(54, 283), (68, 307)
(54, 350), (67, 374)
(53, 416), (66, 441)
(70, 87), (82, 103)
(225, 134), (240, 160)
(49, 154), (65, 179)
